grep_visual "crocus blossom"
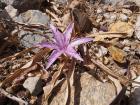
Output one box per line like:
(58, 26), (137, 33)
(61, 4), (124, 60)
(36, 23), (93, 69)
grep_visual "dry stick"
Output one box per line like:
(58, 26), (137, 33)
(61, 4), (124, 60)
(86, 32), (127, 37)
(0, 88), (28, 105)
(65, 72), (71, 105)
(91, 59), (129, 85)
(91, 59), (140, 86)
(46, 9), (62, 25)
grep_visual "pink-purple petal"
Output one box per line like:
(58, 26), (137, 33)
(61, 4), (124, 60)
(46, 50), (62, 69)
(36, 42), (58, 49)
(69, 37), (93, 47)
(65, 46), (83, 61)
(63, 23), (74, 44)
(50, 24), (64, 47)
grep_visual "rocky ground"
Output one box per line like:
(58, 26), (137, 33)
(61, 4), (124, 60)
(0, 0), (140, 105)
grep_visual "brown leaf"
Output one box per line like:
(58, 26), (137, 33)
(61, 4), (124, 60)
(43, 63), (65, 105)
(1, 64), (39, 88)
(108, 46), (127, 63)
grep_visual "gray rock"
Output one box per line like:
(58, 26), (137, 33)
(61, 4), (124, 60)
(14, 10), (50, 25)
(5, 5), (18, 18)
(14, 10), (50, 48)
(96, 46), (108, 57)
(119, 14), (128, 21)
(18, 30), (46, 48)
(103, 13), (117, 23)
(135, 15), (140, 40)
(23, 76), (43, 96)
(54, 0), (67, 5)
(47, 72), (117, 105)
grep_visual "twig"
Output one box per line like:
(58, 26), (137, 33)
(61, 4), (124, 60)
(91, 59), (140, 86)
(87, 32), (127, 37)
(46, 9), (62, 25)
(0, 88), (28, 105)
(91, 59), (129, 85)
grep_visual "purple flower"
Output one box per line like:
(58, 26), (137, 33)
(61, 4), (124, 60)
(36, 23), (93, 69)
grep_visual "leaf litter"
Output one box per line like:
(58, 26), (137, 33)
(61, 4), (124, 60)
(0, 0), (140, 105)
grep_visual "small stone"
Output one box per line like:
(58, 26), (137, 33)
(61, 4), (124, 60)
(23, 76), (43, 96)
(96, 15), (103, 23)
(123, 46), (130, 52)
(5, 5), (18, 18)
(96, 8), (103, 14)
(103, 13), (110, 19)
(122, 9), (132, 16)
(119, 14), (128, 21)
(135, 15), (140, 40)
(121, 39), (130, 46)
(110, 13), (117, 22)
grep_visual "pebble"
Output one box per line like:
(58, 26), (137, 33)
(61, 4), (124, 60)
(103, 13), (110, 19)
(122, 9), (132, 16)
(96, 8), (103, 14)
(119, 14), (128, 21)
(123, 46), (130, 52)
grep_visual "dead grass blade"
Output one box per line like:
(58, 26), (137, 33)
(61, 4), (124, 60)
(91, 58), (129, 85)
(87, 32), (127, 41)
(43, 63), (65, 105)
(64, 59), (75, 105)
(64, 72), (71, 105)
(46, 9), (62, 26)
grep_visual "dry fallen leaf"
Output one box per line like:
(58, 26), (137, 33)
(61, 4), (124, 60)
(109, 21), (134, 37)
(108, 46), (127, 63)
(43, 63), (64, 105)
